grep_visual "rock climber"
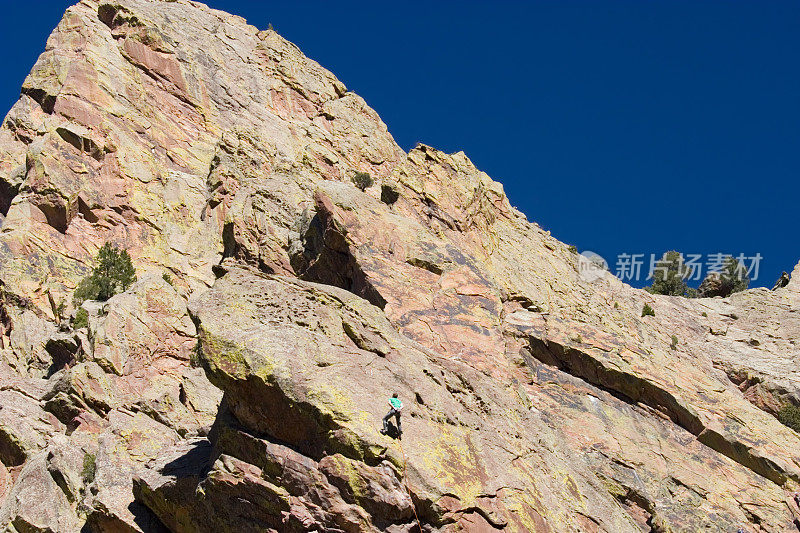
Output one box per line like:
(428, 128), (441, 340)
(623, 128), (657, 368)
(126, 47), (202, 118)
(380, 392), (403, 438)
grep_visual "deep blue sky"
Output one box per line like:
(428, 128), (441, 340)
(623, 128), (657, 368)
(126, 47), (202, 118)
(2, 1), (798, 288)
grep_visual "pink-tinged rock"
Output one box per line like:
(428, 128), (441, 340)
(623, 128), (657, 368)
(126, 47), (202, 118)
(0, 451), (82, 532)
(0, 390), (63, 467)
(90, 275), (196, 376)
(318, 454), (414, 522)
(157, 266), (643, 532)
(1, 1), (799, 531)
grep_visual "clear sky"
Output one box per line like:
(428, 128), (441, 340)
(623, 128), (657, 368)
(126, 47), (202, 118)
(1, 1), (798, 288)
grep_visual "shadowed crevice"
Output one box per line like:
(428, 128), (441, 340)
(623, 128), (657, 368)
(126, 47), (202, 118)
(0, 179), (18, 216)
(289, 206), (387, 310)
(56, 127), (105, 161)
(20, 87), (55, 114)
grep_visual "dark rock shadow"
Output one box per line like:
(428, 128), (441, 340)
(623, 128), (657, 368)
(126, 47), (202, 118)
(382, 421), (402, 440)
(80, 501), (170, 533)
(162, 439), (214, 479)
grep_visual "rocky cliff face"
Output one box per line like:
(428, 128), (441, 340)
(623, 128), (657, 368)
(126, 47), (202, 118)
(1, 1), (799, 531)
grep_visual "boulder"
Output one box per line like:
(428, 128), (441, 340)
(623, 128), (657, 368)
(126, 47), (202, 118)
(0, 390), (62, 467)
(697, 272), (731, 297)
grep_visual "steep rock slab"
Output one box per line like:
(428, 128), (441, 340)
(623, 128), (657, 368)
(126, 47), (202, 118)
(512, 352), (797, 530)
(137, 266), (642, 532)
(685, 280), (800, 410)
(284, 146), (800, 529)
(295, 170), (800, 494)
(3, 305), (59, 378)
(0, 451), (83, 533)
(0, 389), (63, 468)
(45, 275), (220, 437)
(0, 0), (799, 531)
(0, 1), (224, 309)
(135, 432), (380, 533)
(89, 275), (196, 375)
(0, 0), (404, 318)
(293, 179), (507, 373)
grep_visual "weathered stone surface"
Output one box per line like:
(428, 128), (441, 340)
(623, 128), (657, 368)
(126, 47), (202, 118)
(286, 166), (800, 496)
(0, 389), (62, 467)
(135, 267), (643, 532)
(134, 429), (382, 533)
(1, 0), (800, 531)
(0, 0), (404, 318)
(6, 308), (58, 378)
(318, 454), (414, 523)
(0, 451), (83, 532)
(90, 275), (196, 376)
(0, 262), (219, 532)
(44, 436), (86, 506)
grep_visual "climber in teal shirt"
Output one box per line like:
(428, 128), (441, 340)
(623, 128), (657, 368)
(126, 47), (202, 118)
(381, 393), (403, 437)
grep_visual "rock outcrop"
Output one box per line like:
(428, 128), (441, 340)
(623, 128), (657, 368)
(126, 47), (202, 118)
(697, 272), (730, 298)
(1, 0), (800, 531)
(0, 274), (220, 529)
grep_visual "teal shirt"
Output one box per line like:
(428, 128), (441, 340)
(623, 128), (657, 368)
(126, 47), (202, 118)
(389, 397), (402, 410)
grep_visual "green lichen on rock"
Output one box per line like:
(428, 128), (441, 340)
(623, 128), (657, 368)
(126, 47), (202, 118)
(81, 452), (96, 484)
(778, 404), (800, 433)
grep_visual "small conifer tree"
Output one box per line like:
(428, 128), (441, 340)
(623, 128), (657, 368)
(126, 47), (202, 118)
(74, 243), (137, 305)
(646, 251), (692, 296)
(720, 255), (750, 294)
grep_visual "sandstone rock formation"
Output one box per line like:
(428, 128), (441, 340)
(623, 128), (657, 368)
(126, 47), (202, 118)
(1, 0), (800, 531)
(698, 272), (729, 298)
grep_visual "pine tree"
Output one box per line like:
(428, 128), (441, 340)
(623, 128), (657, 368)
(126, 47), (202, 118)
(721, 255), (749, 294)
(74, 243), (137, 305)
(646, 251), (692, 296)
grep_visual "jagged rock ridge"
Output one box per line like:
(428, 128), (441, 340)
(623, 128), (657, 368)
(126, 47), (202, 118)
(1, 0), (800, 531)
